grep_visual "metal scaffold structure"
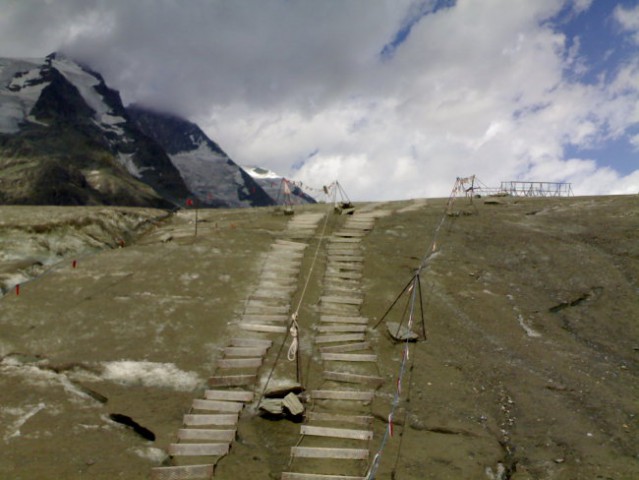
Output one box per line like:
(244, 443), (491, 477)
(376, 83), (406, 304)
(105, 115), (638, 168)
(499, 181), (573, 197)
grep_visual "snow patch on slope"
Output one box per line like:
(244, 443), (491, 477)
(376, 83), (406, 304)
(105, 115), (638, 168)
(170, 141), (252, 207)
(0, 58), (49, 133)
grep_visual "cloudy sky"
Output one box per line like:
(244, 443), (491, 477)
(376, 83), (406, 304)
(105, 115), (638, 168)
(1, 0), (638, 200)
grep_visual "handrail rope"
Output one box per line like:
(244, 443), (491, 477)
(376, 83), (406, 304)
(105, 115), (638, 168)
(366, 180), (464, 479)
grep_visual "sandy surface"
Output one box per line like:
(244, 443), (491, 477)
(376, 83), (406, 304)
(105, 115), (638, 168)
(0, 195), (637, 479)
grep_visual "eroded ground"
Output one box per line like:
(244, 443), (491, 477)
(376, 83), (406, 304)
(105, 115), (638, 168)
(0, 196), (637, 479)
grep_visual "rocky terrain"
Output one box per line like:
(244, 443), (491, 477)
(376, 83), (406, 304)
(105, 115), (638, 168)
(0, 194), (637, 479)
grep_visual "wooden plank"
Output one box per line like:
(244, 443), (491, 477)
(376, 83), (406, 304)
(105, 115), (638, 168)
(320, 316), (368, 324)
(223, 346), (268, 357)
(183, 414), (238, 426)
(291, 447), (368, 460)
(281, 473), (365, 480)
(300, 425), (373, 440)
(329, 255), (364, 263)
(315, 333), (365, 344)
(204, 390), (254, 402)
(169, 443), (229, 457)
(321, 353), (377, 362)
(321, 296), (363, 306)
(323, 371), (384, 387)
(324, 272), (362, 280)
(327, 263), (363, 272)
(151, 464), (214, 480)
(239, 323), (287, 333)
(328, 238), (361, 243)
(310, 390), (374, 401)
(230, 337), (272, 348)
(319, 342), (371, 353)
(242, 314), (289, 323)
(208, 374), (257, 387)
(178, 429), (236, 442)
(245, 304), (290, 314)
(306, 412), (373, 425)
(275, 239), (308, 249)
(218, 357), (263, 369)
(316, 325), (367, 333)
(192, 399), (244, 412)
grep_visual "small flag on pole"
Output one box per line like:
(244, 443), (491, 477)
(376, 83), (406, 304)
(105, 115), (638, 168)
(186, 198), (194, 207)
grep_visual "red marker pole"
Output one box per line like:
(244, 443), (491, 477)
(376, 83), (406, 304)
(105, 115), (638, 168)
(15, 284), (20, 296)
(72, 260), (77, 269)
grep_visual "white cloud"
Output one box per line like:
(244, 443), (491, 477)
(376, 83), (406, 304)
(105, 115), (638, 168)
(614, 3), (639, 44)
(0, 0), (638, 199)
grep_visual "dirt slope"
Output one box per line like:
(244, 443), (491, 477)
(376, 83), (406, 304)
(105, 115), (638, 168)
(0, 195), (637, 480)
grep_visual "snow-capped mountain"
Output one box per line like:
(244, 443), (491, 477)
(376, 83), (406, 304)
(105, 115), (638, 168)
(0, 53), (191, 207)
(127, 106), (274, 208)
(243, 166), (317, 205)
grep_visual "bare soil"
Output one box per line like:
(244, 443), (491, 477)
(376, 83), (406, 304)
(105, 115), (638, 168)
(0, 195), (637, 480)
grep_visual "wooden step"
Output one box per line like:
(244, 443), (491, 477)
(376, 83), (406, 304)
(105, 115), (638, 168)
(230, 337), (273, 348)
(217, 357), (263, 369)
(323, 371), (384, 386)
(177, 429), (236, 442)
(204, 390), (254, 402)
(315, 333), (366, 344)
(275, 239), (308, 249)
(169, 443), (229, 457)
(321, 296), (363, 306)
(329, 256), (364, 263)
(316, 325), (367, 333)
(291, 446), (368, 460)
(334, 231), (367, 238)
(192, 399), (244, 412)
(208, 374), (257, 387)
(282, 473), (365, 480)
(310, 390), (374, 401)
(183, 413), (238, 426)
(324, 272), (362, 280)
(321, 353), (377, 362)
(242, 314), (289, 323)
(223, 346), (269, 357)
(300, 425), (373, 440)
(239, 323), (287, 334)
(319, 342), (371, 353)
(306, 412), (373, 425)
(151, 464), (214, 480)
(320, 316), (368, 324)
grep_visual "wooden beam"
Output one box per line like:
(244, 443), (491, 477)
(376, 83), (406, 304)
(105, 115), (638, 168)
(323, 371), (384, 387)
(291, 446), (368, 460)
(177, 429), (235, 442)
(321, 353), (377, 362)
(321, 296), (363, 305)
(217, 357), (263, 369)
(310, 390), (374, 401)
(319, 342), (371, 353)
(315, 333), (366, 344)
(239, 323), (287, 334)
(320, 316), (368, 324)
(169, 443), (229, 457)
(316, 325), (367, 333)
(192, 399), (244, 412)
(151, 464), (214, 480)
(306, 412), (373, 425)
(208, 374), (257, 387)
(204, 390), (254, 402)
(300, 425), (372, 441)
(183, 413), (238, 426)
